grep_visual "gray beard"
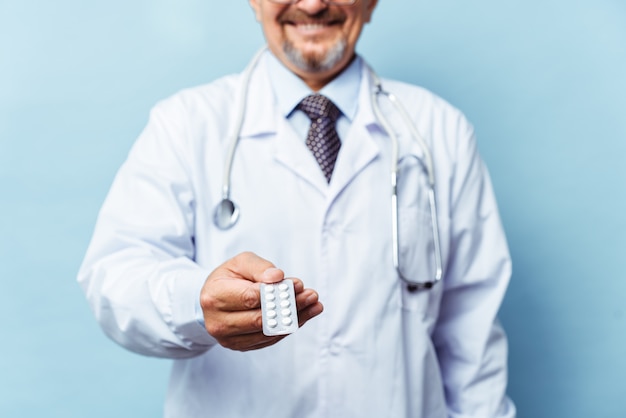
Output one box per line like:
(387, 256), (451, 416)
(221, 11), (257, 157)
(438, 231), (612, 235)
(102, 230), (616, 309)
(282, 38), (348, 74)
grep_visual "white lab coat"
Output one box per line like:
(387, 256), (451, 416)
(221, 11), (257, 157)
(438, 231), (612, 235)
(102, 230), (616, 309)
(78, 52), (515, 418)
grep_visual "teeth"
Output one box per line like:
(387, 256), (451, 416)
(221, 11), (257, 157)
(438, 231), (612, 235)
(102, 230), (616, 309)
(298, 23), (328, 30)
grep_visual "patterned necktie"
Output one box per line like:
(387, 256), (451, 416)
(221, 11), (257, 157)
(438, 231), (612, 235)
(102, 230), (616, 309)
(297, 94), (342, 183)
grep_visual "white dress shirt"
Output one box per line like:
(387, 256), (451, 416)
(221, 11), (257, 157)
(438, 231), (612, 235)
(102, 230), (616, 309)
(266, 50), (361, 142)
(78, 50), (516, 418)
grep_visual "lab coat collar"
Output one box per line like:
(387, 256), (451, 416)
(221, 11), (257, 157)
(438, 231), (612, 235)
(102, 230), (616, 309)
(325, 63), (381, 196)
(239, 50), (381, 138)
(238, 52), (276, 138)
(275, 55), (383, 195)
(237, 50), (396, 196)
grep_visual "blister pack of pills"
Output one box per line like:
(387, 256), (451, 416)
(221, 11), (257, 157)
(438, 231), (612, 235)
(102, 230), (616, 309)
(260, 280), (299, 336)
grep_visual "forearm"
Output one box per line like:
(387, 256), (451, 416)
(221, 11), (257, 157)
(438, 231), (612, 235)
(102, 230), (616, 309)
(78, 242), (216, 358)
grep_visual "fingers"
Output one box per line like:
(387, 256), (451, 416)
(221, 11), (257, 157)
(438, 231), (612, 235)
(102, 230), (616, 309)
(199, 252), (324, 352)
(219, 331), (287, 352)
(295, 288), (324, 326)
(213, 288), (324, 351)
(204, 303), (286, 352)
(203, 284), (322, 332)
(202, 252), (286, 312)
(202, 277), (261, 312)
(205, 307), (263, 338)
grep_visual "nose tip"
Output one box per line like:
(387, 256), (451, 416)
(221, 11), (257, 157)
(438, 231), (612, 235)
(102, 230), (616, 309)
(295, 0), (329, 14)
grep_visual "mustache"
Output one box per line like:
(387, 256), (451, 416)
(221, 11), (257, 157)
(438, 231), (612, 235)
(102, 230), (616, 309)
(278, 8), (346, 24)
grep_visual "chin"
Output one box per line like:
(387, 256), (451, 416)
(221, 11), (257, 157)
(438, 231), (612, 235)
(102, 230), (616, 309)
(283, 38), (348, 74)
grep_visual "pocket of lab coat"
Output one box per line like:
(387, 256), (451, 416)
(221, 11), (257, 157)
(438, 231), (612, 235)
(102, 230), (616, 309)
(396, 155), (438, 314)
(397, 207), (437, 286)
(397, 206), (438, 314)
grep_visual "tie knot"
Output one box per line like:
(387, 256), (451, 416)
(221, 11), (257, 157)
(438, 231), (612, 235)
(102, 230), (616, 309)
(298, 94), (341, 122)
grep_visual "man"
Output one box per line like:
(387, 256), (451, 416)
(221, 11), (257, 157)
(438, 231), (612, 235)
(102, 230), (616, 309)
(78, 0), (516, 416)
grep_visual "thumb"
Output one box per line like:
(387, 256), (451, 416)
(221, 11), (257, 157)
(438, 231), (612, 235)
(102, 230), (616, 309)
(226, 252), (285, 284)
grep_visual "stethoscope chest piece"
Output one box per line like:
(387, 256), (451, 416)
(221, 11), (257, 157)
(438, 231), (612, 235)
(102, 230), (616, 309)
(213, 198), (239, 230)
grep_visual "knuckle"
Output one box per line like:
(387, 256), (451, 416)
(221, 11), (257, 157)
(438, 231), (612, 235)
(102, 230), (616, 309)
(205, 320), (228, 338)
(234, 251), (255, 266)
(240, 288), (259, 309)
(254, 312), (264, 329)
(199, 293), (215, 310)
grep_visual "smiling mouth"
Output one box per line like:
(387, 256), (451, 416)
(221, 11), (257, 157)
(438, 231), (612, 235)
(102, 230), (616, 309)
(290, 21), (338, 30)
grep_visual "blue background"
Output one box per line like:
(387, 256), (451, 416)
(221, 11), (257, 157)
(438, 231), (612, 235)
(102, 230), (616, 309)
(1, 0), (625, 416)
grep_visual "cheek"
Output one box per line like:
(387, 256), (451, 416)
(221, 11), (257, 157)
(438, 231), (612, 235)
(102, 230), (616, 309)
(345, 20), (366, 45)
(261, 19), (284, 42)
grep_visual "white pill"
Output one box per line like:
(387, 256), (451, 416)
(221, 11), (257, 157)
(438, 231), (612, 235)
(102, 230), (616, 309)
(265, 293), (275, 301)
(264, 285), (275, 293)
(278, 283), (289, 291)
(266, 301), (276, 310)
(266, 310), (277, 319)
(282, 317), (293, 326)
(267, 319), (278, 328)
(280, 300), (291, 308)
(279, 291), (289, 299)
(281, 308), (292, 316)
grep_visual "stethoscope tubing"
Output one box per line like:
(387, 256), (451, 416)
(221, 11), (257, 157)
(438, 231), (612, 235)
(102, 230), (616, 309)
(213, 47), (443, 289)
(369, 69), (443, 288)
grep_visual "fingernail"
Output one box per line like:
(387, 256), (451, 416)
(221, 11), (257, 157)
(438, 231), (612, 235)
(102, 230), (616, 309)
(310, 303), (324, 316)
(305, 292), (319, 305)
(262, 267), (283, 282)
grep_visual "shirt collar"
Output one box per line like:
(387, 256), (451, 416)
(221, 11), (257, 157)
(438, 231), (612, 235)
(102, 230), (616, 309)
(266, 51), (362, 122)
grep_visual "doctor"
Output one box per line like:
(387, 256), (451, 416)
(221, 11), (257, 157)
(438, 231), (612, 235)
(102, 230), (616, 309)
(78, 0), (516, 417)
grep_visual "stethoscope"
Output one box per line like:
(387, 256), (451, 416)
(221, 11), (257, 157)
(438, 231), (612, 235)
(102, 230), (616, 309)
(213, 48), (443, 290)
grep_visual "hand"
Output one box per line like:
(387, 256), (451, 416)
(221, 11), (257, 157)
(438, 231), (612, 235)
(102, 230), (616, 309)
(199, 251), (323, 351)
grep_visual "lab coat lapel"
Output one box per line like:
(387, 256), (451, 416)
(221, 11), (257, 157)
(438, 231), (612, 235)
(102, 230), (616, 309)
(328, 114), (380, 197)
(327, 66), (383, 198)
(238, 54), (329, 192)
(273, 118), (330, 193)
(238, 53), (425, 196)
(274, 102), (383, 197)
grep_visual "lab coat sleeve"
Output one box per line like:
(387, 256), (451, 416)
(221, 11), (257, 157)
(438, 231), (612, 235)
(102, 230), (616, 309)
(77, 99), (217, 358)
(432, 122), (516, 417)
